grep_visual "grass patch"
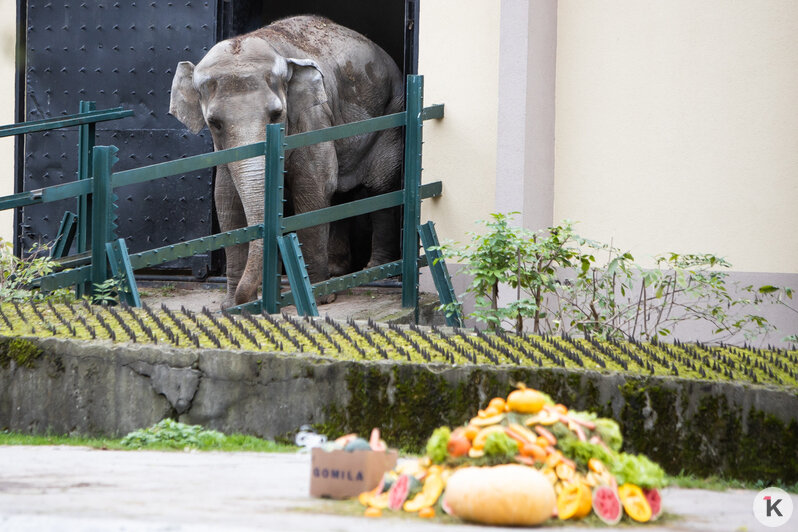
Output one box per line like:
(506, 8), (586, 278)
(667, 473), (798, 494)
(0, 422), (297, 453)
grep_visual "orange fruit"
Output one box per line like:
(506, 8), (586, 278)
(463, 425), (479, 441)
(418, 506), (435, 518)
(588, 458), (608, 475)
(541, 467), (558, 485)
(555, 462), (575, 481)
(556, 482), (592, 520)
(545, 450), (564, 468)
(520, 442), (547, 462)
(488, 397), (506, 412)
(364, 507), (382, 518)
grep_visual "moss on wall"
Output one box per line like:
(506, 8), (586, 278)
(317, 363), (797, 483)
(0, 337), (43, 369)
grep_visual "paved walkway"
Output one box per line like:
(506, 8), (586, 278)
(0, 446), (794, 531)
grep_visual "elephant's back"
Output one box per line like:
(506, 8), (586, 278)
(258, 16), (404, 120)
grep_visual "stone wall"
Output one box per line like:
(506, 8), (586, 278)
(1, 335), (796, 483)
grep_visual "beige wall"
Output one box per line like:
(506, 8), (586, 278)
(555, 1), (798, 274)
(0, 0), (15, 244)
(418, 0), (501, 244)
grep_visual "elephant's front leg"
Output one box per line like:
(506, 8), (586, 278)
(215, 164), (248, 309)
(288, 143), (338, 303)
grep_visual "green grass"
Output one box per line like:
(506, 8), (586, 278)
(0, 427), (297, 453)
(667, 473), (798, 494)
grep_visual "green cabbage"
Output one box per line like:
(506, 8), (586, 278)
(557, 438), (615, 468)
(594, 418), (623, 452)
(483, 431), (519, 460)
(610, 452), (666, 489)
(425, 426), (451, 464)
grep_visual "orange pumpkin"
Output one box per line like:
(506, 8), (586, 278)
(506, 384), (545, 414)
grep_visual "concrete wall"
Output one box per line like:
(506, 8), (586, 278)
(0, 0), (15, 244)
(554, 1), (798, 274)
(3, 336), (796, 482)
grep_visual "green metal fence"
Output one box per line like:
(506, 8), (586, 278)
(1, 75), (453, 319)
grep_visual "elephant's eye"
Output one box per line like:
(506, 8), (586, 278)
(207, 117), (223, 131)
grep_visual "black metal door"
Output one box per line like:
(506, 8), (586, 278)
(18, 0), (219, 277)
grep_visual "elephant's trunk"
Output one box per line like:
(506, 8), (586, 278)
(225, 154), (268, 305)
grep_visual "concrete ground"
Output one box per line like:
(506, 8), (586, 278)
(139, 282), (444, 324)
(1, 446), (794, 532)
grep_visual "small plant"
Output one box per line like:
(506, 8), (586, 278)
(92, 275), (129, 306)
(438, 214), (588, 333)
(120, 419), (225, 449)
(0, 237), (73, 303)
(441, 215), (787, 344)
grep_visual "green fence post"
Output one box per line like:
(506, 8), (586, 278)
(76, 101), (96, 296)
(262, 123), (285, 314)
(402, 75), (424, 316)
(90, 145), (118, 299)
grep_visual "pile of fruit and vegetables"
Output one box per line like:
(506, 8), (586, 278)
(357, 383), (665, 526)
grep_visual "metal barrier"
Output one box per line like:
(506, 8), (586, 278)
(0, 103), (133, 260)
(1, 75), (461, 323)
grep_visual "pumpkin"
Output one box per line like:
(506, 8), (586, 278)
(506, 384), (545, 414)
(443, 465), (555, 526)
(618, 483), (652, 522)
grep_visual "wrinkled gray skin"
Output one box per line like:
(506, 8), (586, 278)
(169, 16), (403, 308)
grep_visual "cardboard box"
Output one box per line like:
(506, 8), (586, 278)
(310, 447), (398, 499)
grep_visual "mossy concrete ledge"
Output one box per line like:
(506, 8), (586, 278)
(1, 335), (796, 483)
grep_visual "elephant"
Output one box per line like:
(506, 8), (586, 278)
(169, 15), (403, 309)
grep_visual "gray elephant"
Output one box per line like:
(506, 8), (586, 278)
(169, 15), (403, 308)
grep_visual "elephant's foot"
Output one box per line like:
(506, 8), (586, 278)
(366, 255), (393, 270)
(221, 296), (237, 311)
(328, 260), (350, 278)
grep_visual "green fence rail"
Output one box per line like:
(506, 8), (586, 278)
(4, 76), (447, 318)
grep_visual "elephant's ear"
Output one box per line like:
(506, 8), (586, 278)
(286, 58), (328, 122)
(169, 61), (206, 134)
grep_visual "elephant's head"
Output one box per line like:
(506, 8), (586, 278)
(168, 37), (331, 308)
(169, 37), (327, 150)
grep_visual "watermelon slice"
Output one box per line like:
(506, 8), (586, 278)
(643, 488), (662, 521)
(592, 485), (622, 525)
(387, 474), (411, 511)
